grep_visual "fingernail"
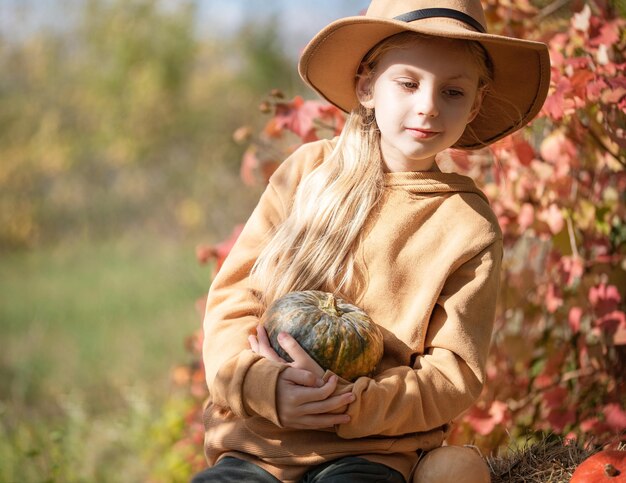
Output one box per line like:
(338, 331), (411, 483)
(277, 332), (286, 341)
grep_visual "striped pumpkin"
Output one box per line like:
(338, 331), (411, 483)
(262, 290), (383, 381)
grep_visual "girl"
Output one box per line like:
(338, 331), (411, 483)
(193, 0), (550, 481)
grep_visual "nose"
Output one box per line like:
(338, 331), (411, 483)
(414, 86), (439, 117)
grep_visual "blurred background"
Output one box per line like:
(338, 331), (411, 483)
(0, 0), (366, 480)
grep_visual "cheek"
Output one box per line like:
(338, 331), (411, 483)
(374, 93), (406, 122)
(375, 107), (405, 136)
(446, 100), (476, 124)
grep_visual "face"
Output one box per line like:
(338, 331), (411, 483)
(358, 38), (483, 172)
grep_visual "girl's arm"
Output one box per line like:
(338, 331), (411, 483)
(328, 240), (503, 439)
(202, 140), (341, 428)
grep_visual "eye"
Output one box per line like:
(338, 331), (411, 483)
(397, 80), (418, 91)
(443, 88), (465, 98)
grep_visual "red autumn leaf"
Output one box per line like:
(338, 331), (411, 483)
(586, 78), (608, 102)
(539, 204), (565, 235)
(240, 146), (261, 187)
(240, 146), (280, 186)
(545, 282), (564, 313)
(601, 83), (626, 104)
(274, 96), (325, 142)
(214, 224), (243, 273)
(546, 406), (577, 433)
(540, 131), (578, 177)
(568, 306), (583, 334)
(569, 70), (596, 102)
(603, 403), (626, 431)
(260, 160), (281, 184)
(595, 310), (626, 339)
(513, 136), (536, 166)
(542, 77), (568, 120)
(542, 386), (576, 431)
(547, 34), (567, 68)
(263, 117), (284, 138)
(589, 18), (621, 46)
(197, 225), (244, 278)
(196, 245), (216, 264)
(543, 386), (568, 409)
(588, 283), (622, 317)
(580, 417), (598, 433)
(564, 57), (593, 72)
(534, 372), (555, 390)
(465, 400), (510, 436)
(318, 104), (346, 135)
(579, 417), (612, 435)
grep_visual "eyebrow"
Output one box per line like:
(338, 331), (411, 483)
(446, 74), (475, 81)
(392, 67), (476, 82)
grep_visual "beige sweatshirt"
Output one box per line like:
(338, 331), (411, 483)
(201, 138), (503, 482)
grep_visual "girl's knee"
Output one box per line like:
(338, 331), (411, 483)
(412, 445), (491, 483)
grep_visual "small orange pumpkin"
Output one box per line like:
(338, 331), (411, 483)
(412, 445), (491, 483)
(570, 450), (626, 482)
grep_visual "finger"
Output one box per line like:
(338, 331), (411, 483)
(248, 334), (259, 353)
(300, 391), (355, 415)
(281, 367), (323, 388)
(256, 324), (271, 346)
(278, 332), (324, 378)
(256, 324), (284, 362)
(279, 373), (340, 407)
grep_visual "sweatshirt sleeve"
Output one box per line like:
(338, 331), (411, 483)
(201, 142), (326, 426)
(333, 239), (503, 439)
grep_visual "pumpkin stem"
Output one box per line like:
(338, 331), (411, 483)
(320, 293), (340, 316)
(605, 463), (620, 477)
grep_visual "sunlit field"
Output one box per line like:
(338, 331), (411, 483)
(0, 236), (208, 481)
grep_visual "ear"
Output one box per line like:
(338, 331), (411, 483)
(356, 72), (375, 109)
(467, 86), (486, 123)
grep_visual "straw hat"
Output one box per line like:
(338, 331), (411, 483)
(298, 0), (551, 149)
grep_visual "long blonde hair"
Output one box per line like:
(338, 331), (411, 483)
(251, 32), (493, 308)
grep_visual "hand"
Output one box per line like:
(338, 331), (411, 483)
(249, 325), (354, 429)
(275, 369), (354, 429)
(249, 325), (325, 378)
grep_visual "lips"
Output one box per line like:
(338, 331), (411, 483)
(405, 127), (440, 139)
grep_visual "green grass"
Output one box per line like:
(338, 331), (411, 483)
(0, 236), (211, 482)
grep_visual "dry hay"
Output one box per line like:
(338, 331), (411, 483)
(486, 435), (600, 483)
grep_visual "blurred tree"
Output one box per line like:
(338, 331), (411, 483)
(234, 17), (296, 94)
(0, 0), (298, 249)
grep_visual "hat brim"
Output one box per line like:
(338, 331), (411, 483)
(298, 16), (551, 149)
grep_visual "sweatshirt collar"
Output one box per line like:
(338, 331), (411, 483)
(383, 170), (490, 203)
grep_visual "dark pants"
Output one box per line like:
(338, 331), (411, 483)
(191, 456), (406, 482)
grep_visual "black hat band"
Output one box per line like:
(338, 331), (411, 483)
(394, 8), (486, 33)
